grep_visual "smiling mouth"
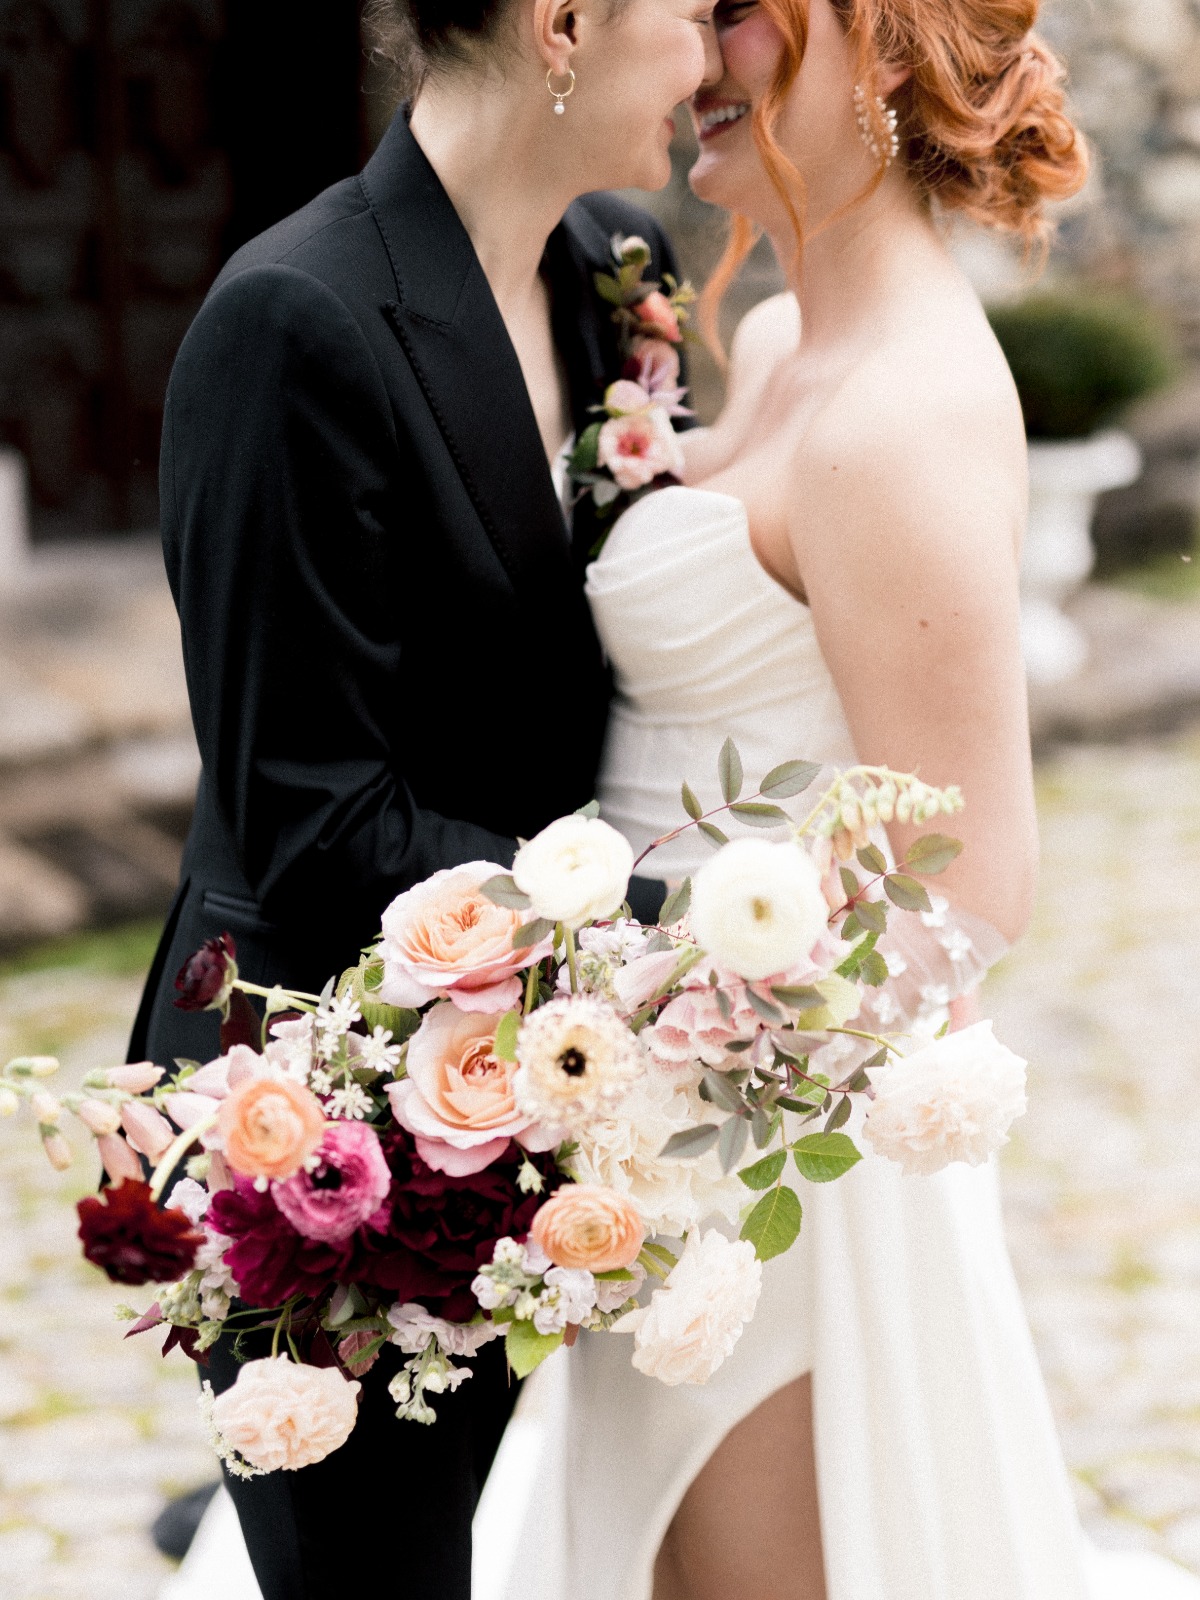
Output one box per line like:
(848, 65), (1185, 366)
(696, 102), (750, 138)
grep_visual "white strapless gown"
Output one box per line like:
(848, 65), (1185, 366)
(168, 487), (1200, 1600)
(481, 487), (1200, 1600)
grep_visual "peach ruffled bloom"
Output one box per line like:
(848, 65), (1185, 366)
(216, 1077), (326, 1183)
(210, 1356), (360, 1472)
(597, 406), (685, 493)
(378, 861), (553, 1014)
(635, 290), (682, 343)
(387, 1003), (552, 1176)
(530, 1183), (645, 1272)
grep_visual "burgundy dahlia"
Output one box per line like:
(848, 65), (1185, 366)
(207, 1178), (351, 1308)
(77, 1180), (205, 1286)
(174, 932), (237, 1013)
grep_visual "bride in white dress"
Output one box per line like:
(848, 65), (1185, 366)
(488, 0), (1200, 1596)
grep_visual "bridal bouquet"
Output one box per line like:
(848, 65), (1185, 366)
(4, 746), (1028, 1477)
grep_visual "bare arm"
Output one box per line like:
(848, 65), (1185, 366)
(791, 381), (1037, 945)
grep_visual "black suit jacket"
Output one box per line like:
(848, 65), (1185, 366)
(131, 110), (674, 1067)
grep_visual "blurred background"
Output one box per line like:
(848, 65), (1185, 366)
(0, 3), (1199, 1597)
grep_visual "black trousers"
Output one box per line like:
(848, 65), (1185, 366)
(206, 1335), (519, 1600)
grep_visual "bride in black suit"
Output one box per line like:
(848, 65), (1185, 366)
(131, 0), (718, 1594)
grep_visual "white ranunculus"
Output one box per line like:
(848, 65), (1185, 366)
(863, 1020), (1027, 1176)
(690, 838), (828, 981)
(512, 815), (634, 929)
(623, 1230), (762, 1385)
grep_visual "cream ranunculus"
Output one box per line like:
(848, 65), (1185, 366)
(690, 838), (828, 981)
(863, 1020), (1027, 1176)
(623, 1230), (762, 1385)
(512, 815), (634, 930)
(209, 1356), (360, 1472)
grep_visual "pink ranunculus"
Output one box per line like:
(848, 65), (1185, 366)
(635, 290), (682, 343)
(387, 1004), (548, 1176)
(604, 379), (652, 417)
(597, 406), (685, 492)
(626, 335), (681, 396)
(378, 861), (554, 1014)
(645, 980), (758, 1070)
(272, 1120), (391, 1243)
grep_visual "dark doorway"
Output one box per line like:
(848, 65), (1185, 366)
(0, 0), (375, 540)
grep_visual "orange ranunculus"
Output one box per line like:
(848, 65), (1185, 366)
(217, 1077), (326, 1182)
(530, 1184), (645, 1273)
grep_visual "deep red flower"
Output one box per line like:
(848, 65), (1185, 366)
(208, 1130), (561, 1320)
(174, 932), (237, 1013)
(77, 1180), (205, 1286)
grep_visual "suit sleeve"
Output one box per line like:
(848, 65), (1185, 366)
(162, 262), (517, 933)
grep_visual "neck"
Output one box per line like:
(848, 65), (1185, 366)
(769, 171), (939, 351)
(409, 81), (578, 320)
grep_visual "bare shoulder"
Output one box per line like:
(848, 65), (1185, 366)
(798, 288), (1026, 591)
(726, 292), (800, 405)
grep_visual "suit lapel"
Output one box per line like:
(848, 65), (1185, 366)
(362, 113), (571, 593)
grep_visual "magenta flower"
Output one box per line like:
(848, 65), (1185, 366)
(272, 1121), (391, 1244)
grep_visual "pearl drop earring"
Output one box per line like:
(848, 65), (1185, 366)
(853, 84), (900, 167)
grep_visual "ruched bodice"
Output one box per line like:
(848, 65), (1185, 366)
(586, 486), (856, 877)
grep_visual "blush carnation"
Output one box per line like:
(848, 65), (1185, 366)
(77, 1179), (204, 1286)
(272, 1120), (392, 1243)
(209, 1356), (360, 1472)
(863, 1021), (1027, 1176)
(624, 1230), (762, 1385)
(378, 861), (553, 1014)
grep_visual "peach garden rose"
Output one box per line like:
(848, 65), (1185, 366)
(208, 1356), (360, 1473)
(529, 1183), (645, 1273)
(377, 861), (554, 1014)
(387, 1003), (554, 1176)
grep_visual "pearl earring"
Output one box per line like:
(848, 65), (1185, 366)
(853, 84), (899, 167)
(547, 67), (576, 116)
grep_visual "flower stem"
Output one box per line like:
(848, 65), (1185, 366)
(564, 926), (579, 995)
(236, 980), (321, 1007)
(524, 962), (539, 1015)
(148, 1111), (220, 1203)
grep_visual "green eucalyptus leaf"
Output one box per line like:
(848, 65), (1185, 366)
(728, 802), (790, 827)
(825, 1094), (852, 1132)
(905, 833), (964, 875)
(771, 983), (826, 1010)
(856, 843), (887, 875)
(702, 1070), (746, 1114)
(659, 878), (692, 925)
(718, 1114), (750, 1174)
(751, 1105), (776, 1149)
(738, 1149), (787, 1189)
(512, 917), (554, 951)
(854, 897), (889, 934)
(760, 759), (821, 799)
(745, 989), (784, 1025)
(839, 866), (860, 899)
(741, 1184), (803, 1261)
(493, 1011), (521, 1063)
(659, 1123), (722, 1160)
(681, 782), (703, 821)
(575, 799), (601, 819)
(840, 912), (863, 941)
(859, 949), (890, 987)
(883, 873), (933, 913)
(792, 1130), (862, 1183)
(506, 1320), (564, 1380)
(483, 874), (532, 911)
(718, 737), (744, 804)
(698, 821), (730, 848)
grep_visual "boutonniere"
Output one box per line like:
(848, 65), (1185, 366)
(566, 234), (695, 547)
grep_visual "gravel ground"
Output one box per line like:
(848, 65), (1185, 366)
(1, 733), (1199, 1597)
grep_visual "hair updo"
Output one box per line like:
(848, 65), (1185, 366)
(704, 0), (1089, 338)
(365, 0), (514, 94)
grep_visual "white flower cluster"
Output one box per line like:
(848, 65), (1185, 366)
(556, 920), (653, 1003)
(470, 1236), (641, 1336)
(568, 1067), (744, 1239)
(388, 1339), (474, 1426)
(165, 1177), (236, 1324)
(387, 1301), (498, 1358)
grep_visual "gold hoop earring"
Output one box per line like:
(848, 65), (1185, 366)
(546, 67), (576, 116)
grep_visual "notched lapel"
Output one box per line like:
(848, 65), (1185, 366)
(362, 113), (570, 594)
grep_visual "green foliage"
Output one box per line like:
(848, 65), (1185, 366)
(659, 878), (692, 925)
(741, 1184), (803, 1260)
(493, 1011), (521, 1063)
(792, 1131), (863, 1183)
(659, 1123), (722, 1159)
(987, 292), (1176, 440)
(883, 873), (932, 913)
(506, 1320), (563, 1379)
(718, 737), (743, 804)
(760, 759), (821, 799)
(512, 917), (554, 950)
(905, 834), (963, 875)
(738, 1149), (787, 1189)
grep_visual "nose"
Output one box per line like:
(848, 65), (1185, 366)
(700, 18), (724, 87)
